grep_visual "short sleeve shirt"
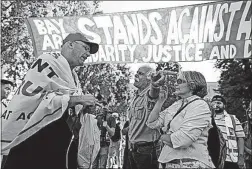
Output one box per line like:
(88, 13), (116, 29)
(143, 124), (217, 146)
(127, 86), (160, 143)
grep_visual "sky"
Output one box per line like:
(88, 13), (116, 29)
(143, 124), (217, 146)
(100, 1), (221, 82)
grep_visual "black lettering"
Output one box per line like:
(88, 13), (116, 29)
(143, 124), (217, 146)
(21, 81), (43, 96)
(47, 67), (59, 78)
(31, 59), (49, 73)
(6, 111), (12, 119)
(16, 112), (25, 121)
(27, 112), (34, 119)
(1, 110), (8, 119)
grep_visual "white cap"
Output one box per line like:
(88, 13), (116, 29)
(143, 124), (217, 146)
(112, 113), (119, 118)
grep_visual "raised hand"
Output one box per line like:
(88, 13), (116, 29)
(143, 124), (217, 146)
(151, 70), (177, 87)
(157, 86), (168, 104)
(151, 71), (165, 87)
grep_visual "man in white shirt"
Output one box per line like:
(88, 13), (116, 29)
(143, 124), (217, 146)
(211, 95), (245, 169)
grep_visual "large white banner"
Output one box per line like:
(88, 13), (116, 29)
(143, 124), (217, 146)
(26, 1), (252, 64)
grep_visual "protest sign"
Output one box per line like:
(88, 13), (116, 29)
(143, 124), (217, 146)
(26, 1), (251, 64)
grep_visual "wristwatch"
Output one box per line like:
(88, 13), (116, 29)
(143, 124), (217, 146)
(238, 154), (244, 158)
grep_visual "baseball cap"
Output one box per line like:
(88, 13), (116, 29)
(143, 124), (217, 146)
(103, 107), (112, 114)
(62, 33), (99, 54)
(211, 95), (226, 105)
(1, 79), (14, 86)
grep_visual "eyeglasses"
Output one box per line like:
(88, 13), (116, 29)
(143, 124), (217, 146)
(75, 41), (90, 52)
(176, 78), (187, 84)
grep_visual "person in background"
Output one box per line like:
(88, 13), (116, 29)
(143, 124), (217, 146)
(108, 113), (122, 169)
(211, 95), (245, 169)
(243, 100), (251, 169)
(1, 79), (14, 102)
(147, 71), (215, 168)
(93, 107), (116, 169)
(77, 104), (101, 169)
(1, 79), (14, 167)
(122, 120), (129, 169)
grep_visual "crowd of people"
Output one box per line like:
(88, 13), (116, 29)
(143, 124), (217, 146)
(1, 33), (251, 169)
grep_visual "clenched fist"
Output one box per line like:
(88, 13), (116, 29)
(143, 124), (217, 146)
(69, 94), (97, 107)
(151, 70), (177, 87)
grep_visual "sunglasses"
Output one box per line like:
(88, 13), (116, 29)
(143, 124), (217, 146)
(75, 41), (90, 52)
(176, 78), (187, 84)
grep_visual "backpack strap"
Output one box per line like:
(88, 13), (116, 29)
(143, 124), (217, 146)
(230, 115), (237, 137)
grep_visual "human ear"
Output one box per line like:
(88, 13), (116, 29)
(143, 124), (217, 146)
(189, 82), (196, 91)
(67, 41), (74, 49)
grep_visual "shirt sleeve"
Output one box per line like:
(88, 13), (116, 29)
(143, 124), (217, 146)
(234, 116), (245, 138)
(146, 102), (178, 129)
(170, 100), (211, 148)
(146, 108), (167, 129)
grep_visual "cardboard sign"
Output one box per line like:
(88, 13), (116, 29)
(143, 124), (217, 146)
(26, 1), (251, 64)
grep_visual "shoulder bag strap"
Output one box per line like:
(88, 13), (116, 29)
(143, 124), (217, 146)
(172, 98), (202, 120)
(230, 115), (237, 137)
(166, 98), (202, 130)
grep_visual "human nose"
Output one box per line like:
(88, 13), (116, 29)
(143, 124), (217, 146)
(5, 89), (11, 95)
(174, 81), (178, 86)
(212, 104), (217, 109)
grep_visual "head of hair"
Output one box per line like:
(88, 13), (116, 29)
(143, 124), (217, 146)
(138, 65), (155, 84)
(182, 71), (207, 98)
(139, 65), (154, 74)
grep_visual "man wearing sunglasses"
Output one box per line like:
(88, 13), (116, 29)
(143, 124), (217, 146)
(2, 33), (99, 169)
(126, 65), (175, 169)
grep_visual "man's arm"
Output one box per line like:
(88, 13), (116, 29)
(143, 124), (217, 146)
(245, 146), (252, 155)
(105, 124), (115, 137)
(237, 137), (245, 168)
(122, 121), (129, 135)
(237, 137), (245, 155)
(104, 116), (116, 137)
(122, 127), (129, 135)
(149, 85), (160, 99)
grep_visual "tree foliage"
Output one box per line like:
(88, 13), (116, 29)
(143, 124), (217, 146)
(1, 1), (100, 82)
(76, 63), (133, 114)
(215, 59), (252, 121)
(1, 1), (134, 115)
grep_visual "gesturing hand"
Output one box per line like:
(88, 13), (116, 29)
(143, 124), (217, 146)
(80, 94), (96, 106)
(158, 87), (168, 104)
(160, 134), (173, 147)
(69, 94), (97, 107)
(151, 70), (177, 87)
(151, 71), (165, 87)
(103, 121), (108, 128)
(237, 155), (245, 169)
